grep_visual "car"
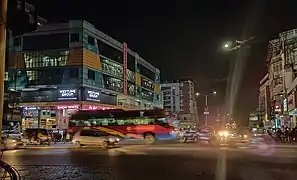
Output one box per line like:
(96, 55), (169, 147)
(72, 129), (121, 148)
(179, 129), (197, 142)
(217, 129), (250, 146)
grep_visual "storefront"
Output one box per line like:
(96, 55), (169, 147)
(19, 87), (118, 130)
(288, 92), (296, 128)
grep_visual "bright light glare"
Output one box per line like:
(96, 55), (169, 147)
(195, 92), (200, 96)
(223, 131), (229, 137)
(213, 91), (217, 95)
(223, 41), (232, 50)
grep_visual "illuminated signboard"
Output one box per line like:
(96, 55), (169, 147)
(57, 89), (78, 100)
(84, 88), (117, 105)
(86, 89), (100, 102)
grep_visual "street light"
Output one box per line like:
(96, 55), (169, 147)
(196, 91), (217, 126)
(222, 37), (256, 52)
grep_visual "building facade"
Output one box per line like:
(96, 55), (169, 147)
(266, 29), (297, 128)
(6, 20), (162, 130)
(258, 74), (270, 128)
(161, 79), (198, 126)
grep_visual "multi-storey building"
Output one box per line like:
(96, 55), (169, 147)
(161, 79), (198, 126)
(6, 20), (162, 130)
(259, 74), (270, 128)
(3, 5), (47, 129)
(266, 29), (297, 128)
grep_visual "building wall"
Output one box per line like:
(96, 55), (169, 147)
(266, 29), (297, 128)
(7, 20), (162, 109)
(259, 74), (269, 126)
(161, 79), (198, 125)
(162, 83), (181, 113)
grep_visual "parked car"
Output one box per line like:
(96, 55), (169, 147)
(72, 129), (121, 148)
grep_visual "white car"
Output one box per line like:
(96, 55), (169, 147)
(72, 129), (121, 148)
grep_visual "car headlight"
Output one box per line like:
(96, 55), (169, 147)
(223, 131), (229, 137)
(12, 140), (16, 143)
(109, 137), (116, 142)
(116, 138), (120, 142)
(218, 131), (224, 137)
(244, 134), (247, 138)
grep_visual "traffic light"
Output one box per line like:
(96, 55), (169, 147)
(7, 0), (38, 37)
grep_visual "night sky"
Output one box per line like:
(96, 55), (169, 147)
(26, 0), (297, 124)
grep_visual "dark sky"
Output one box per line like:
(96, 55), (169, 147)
(26, 0), (297, 124)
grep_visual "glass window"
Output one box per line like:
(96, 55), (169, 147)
(141, 88), (154, 101)
(101, 58), (123, 78)
(141, 77), (154, 91)
(127, 69), (135, 83)
(139, 64), (155, 81)
(80, 130), (94, 136)
(13, 37), (21, 46)
(102, 74), (123, 93)
(71, 118), (155, 127)
(128, 83), (135, 96)
(23, 33), (69, 51)
(97, 39), (123, 64)
(24, 68), (79, 86)
(70, 33), (79, 42)
(69, 68), (79, 78)
(88, 36), (95, 46)
(127, 53), (135, 71)
(88, 69), (95, 80)
(24, 50), (69, 68)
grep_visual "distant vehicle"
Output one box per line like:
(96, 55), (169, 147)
(179, 128), (197, 142)
(22, 128), (51, 145)
(217, 129), (250, 146)
(197, 127), (215, 144)
(72, 129), (121, 148)
(69, 109), (178, 144)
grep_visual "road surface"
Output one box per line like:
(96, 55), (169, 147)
(1, 143), (297, 180)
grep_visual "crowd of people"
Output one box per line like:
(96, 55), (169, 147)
(267, 126), (297, 143)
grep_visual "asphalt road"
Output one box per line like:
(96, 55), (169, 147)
(1, 142), (297, 180)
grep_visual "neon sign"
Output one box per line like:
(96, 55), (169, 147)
(57, 105), (80, 109)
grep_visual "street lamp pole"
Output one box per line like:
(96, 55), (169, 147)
(196, 91), (216, 126)
(205, 95), (208, 126)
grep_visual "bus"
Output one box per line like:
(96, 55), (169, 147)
(68, 109), (178, 144)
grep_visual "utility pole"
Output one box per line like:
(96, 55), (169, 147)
(0, 0), (8, 138)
